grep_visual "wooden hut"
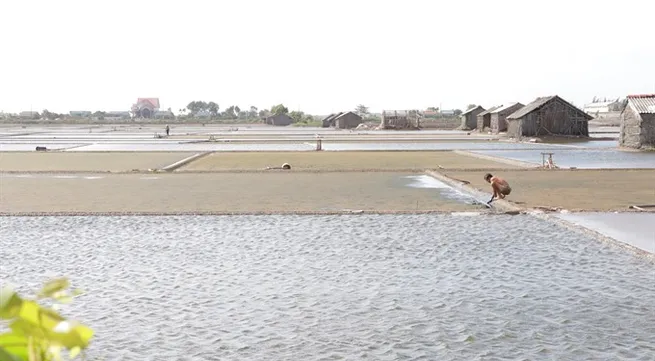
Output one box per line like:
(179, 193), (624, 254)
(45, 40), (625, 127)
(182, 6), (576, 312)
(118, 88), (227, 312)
(490, 102), (524, 134)
(334, 112), (363, 129)
(265, 114), (293, 126)
(476, 106), (501, 132)
(506, 96), (591, 138)
(619, 94), (655, 149)
(459, 105), (485, 130)
(380, 110), (421, 129)
(321, 112), (342, 127)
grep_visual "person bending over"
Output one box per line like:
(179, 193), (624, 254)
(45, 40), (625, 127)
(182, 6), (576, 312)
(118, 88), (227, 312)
(484, 173), (511, 203)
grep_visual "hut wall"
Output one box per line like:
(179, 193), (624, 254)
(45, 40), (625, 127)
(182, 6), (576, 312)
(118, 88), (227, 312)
(477, 114), (491, 131)
(507, 119), (521, 137)
(336, 113), (363, 129)
(492, 103), (523, 133)
(621, 108), (655, 148)
(641, 114), (655, 148)
(620, 106), (642, 148)
(461, 108), (483, 129)
(476, 115), (485, 130)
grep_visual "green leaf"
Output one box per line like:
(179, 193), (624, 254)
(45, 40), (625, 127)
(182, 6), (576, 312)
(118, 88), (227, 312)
(37, 279), (69, 299)
(0, 333), (28, 361)
(16, 302), (40, 326)
(0, 346), (26, 361)
(0, 287), (23, 320)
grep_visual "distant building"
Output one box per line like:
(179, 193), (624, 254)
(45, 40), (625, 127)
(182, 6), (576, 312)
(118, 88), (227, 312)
(476, 106), (501, 131)
(380, 110), (421, 129)
(321, 112), (343, 128)
(265, 114), (293, 126)
(105, 111), (131, 119)
(506, 95), (591, 138)
(619, 94), (655, 149)
(490, 102), (524, 134)
(322, 111), (362, 129)
(460, 105), (485, 130)
(19, 111), (39, 119)
(69, 111), (92, 117)
(131, 98), (160, 118)
(154, 110), (175, 119)
(440, 109), (455, 116)
(583, 99), (621, 115)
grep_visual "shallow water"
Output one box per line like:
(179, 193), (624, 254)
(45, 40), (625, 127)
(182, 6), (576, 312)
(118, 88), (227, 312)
(472, 149), (655, 168)
(556, 212), (655, 253)
(52, 141), (566, 152)
(1, 215), (654, 360)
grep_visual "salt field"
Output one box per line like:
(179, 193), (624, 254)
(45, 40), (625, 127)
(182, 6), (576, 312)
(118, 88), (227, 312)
(1, 122), (653, 360)
(1, 214), (654, 360)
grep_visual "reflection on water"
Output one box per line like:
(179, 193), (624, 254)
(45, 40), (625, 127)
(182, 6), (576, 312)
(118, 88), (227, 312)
(1, 215), (654, 360)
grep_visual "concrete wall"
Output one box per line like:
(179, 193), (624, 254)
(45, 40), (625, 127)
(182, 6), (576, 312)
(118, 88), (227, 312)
(477, 114), (491, 131)
(507, 119), (520, 137)
(620, 106), (655, 149)
(491, 103), (523, 134)
(641, 113), (655, 148)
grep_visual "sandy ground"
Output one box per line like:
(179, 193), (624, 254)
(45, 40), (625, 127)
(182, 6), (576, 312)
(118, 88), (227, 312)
(180, 151), (522, 172)
(0, 152), (196, 172)
(0, 172), (480, 214)
(442, 169), (655, 211)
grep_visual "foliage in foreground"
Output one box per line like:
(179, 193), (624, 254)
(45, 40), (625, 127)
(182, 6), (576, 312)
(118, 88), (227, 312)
(0, 278), (93, 361)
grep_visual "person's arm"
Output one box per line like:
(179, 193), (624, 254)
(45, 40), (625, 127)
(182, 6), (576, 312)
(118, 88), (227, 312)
(488, 182), (499, 203)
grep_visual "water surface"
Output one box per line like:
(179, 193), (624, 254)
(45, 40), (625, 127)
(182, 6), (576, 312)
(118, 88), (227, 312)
(1, 215), (654, 360)
(472, 149), (655, 168)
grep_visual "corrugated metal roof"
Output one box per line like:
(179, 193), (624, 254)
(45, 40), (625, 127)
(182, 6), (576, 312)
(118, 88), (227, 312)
(462, 105), (485, 116)
(627, 94), (655, 114)
(491, 102), (522, 114)
(477, 105), (501, 117)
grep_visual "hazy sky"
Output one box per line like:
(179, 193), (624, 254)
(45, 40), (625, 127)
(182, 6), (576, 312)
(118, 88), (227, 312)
(1, 0), (654, 115)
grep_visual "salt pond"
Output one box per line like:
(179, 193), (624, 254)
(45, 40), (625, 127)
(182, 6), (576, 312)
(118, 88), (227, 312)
(1, 215), (654, 360)
(472, 149), (655, 169)
(556, 212), (655, 253)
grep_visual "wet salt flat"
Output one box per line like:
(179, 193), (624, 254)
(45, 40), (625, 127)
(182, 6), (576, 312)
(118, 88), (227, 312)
(556, 212), (655, 254)
(472, 149), (655, 169)
(1, 214), (654, 360)
(0, 143), (84, 151)
(402, 175), (486, 206)
(0, 141), (572, 152)
(69, 142), (565, 152)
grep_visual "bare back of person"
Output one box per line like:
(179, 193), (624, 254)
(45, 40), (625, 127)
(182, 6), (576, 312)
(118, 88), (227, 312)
(484, 173), (511, 201)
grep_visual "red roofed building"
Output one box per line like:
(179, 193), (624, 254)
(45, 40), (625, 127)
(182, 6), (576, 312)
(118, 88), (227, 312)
(131, 98), (160, 118)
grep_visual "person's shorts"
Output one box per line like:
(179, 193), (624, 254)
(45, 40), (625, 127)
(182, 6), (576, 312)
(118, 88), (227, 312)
(500, 186), (512, 195)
